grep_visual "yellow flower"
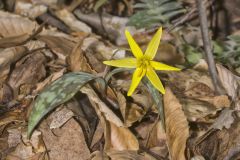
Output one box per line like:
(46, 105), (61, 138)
(103, 27), (180, 96)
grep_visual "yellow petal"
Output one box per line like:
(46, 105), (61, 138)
(144, 27), (162, 60)
(125, 29), (143, 59)
(127, 67), (145, 96)
(146, 66), (165, 94)
(103, 58), (137, 68)
(150, 61), (181, 71)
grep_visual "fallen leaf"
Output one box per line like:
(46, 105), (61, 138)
(211, 109), (234, 130)
(8, 52), (46, 97)
(216, 64), (240, 110)
(67, 40), (95, 73)
(104, 121), (139, 151)
(81, 86), (123, 127)
(55, 9), (91, 33)
(0, 46), (28, 69)
(40, 118), (91, 160)
(164, 87), (189, 160)
(6, 130), (45, 160)
(49, 106), (74, 129)
(15, 1), (47, 19)
(0, 10), (38, 38)
(117, 92), (146, 127)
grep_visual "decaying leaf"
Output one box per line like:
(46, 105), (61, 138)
(40, 118), (91, 160)
(49, 106), (74, 129)
(15, 1), (47, 19)
(67, 40), (95, 73)
(0, 10), (38, 38)
(216, 64), (240, 110)
(164, 87), (189, 160)
(81, 86), (123, 127)
(211, 109), (234, 130)
(104, 121), (139, 151)
(0, 46), (28, 69)
(8, 52), (46, 96)
(6, 130), (46, 160)
(55, 9), (91, 33)
(117, 92), (146, 126)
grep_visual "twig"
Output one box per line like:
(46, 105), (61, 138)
(196, 0), (224, 95)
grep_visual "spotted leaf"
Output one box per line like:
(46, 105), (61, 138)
(28, 72), (104, 137)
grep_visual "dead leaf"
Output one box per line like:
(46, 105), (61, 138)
(211, 109), (234, 130)
(104, 121), (139, 151)
(7, 128), (22, 148)
(40, 118), (91, 160)
(6, 130), (46, 160)
(216, 64), (240, 110)
(33, 68), (66, 94)
(0, 46), (28, 69)
(55, 9), (91, 33)
(8, 52), (46, 97)
(67, 40), (95, 73)
(37, 35), (75, 58)
(15, 1), (47, 19)
(164, 87), (189, 160)
(117, 92), (146, 127)
(0, 10), (38, 38)
(81, 86), (123, 127)
(49, 106), (74, 129)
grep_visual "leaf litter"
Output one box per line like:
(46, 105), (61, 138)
(0, 1), (240, 160)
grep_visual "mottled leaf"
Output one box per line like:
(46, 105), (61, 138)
(28, 72), (104, 137)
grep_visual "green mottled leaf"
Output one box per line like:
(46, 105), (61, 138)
(28, 72), (104, 137)
(142, 77), (165, 130)
(128, 0), (185, 29)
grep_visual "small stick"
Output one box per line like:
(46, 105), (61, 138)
(196, 0), (224, 95)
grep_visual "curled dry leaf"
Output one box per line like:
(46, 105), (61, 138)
(55, 9), (91, 33)
(117, 92), (146, 127)
(81, 86), (123, 127)
(0, 10), (38, 38)
(104, 121), (139, 151)
(216, 64), (240, 110)
(211, 109), (234, 130)
(6, 130), (45, 160)
(49, 106), (74, 129)
(0, 46), (28, 69)
(15, 1), (47, 19)
(74, 10), (132, 45)
(164, 87), (189, 160)
(67, 40), (95, 73)
(8, 52), (46, 96)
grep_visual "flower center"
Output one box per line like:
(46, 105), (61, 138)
(137, 58), (150, 69)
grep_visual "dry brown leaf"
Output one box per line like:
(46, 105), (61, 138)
(117, 92), (146, 127)
(0, 10), (38, 38)
(81, 86), (123, 127)
(49, 106), (74, 129)
(15, 1), (47, 19)
(216, 64), (240, 109)
(0, 46), (28, 69)
(67, 40), (95, 73)
(104, 121), (139, 151)
(55, 9), (91, 33)
(8, 52), (46, 96)
(6, 130), (46, 160)
(33, 68), (66, 94)
(40, 118), (91, 160)
(37, 35), (75, 58)
(0, 34), (30, 48)
(164, 87), (189, 160)
(211, 109), (234, 130)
